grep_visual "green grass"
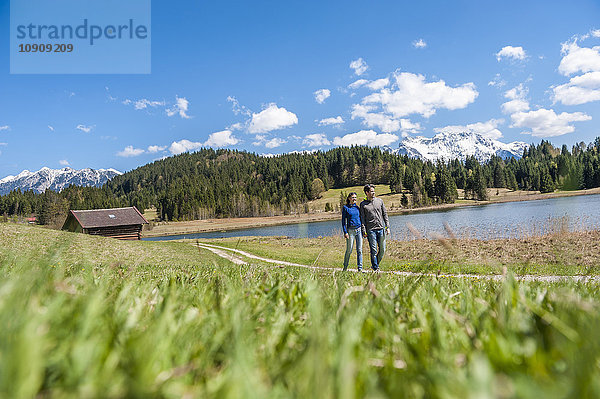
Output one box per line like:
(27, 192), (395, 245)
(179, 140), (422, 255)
(2, 224), (600, 398)
(198, 233), (600, 276)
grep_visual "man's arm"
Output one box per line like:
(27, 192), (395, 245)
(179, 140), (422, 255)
(359, 203), (367, 236)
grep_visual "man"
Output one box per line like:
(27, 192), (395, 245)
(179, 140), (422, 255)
(360, 184), (390, 271)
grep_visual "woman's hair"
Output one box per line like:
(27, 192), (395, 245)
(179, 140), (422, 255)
(346, 192), (357, 206)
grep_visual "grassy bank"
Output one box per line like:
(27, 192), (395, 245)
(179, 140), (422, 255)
(2, 224), (600, 397)
(199, 230), (600, 276)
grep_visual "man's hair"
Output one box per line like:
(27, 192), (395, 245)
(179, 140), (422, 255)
(363, 184), (374, 193)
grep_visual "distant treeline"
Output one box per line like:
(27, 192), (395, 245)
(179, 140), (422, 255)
(2, 138), (600, 225)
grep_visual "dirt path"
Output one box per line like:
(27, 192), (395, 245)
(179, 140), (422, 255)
(197, 243), (248, 265)
(195, 242), (600, 283)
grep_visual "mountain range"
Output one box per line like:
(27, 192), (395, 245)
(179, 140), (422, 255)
(392, 131), (529, 162)
(0, 167), (121, 195)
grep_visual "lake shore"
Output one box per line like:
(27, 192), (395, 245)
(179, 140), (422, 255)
(142, 187), (600, 237)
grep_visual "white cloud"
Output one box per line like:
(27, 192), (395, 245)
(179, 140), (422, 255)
(350, 58), (368, 76)
(166, 96), (191, 119)
(59, 160), (70, 166)
(502, 84), (530, 114)
(314, 89), (331, 104)
(553, 38), (600, 106)
(351, 104), (401, 133)
(502, 99), (530, 114)
(360, 71), (478, 119)
(573, 29), (600, 42)
(504, 84), (527, 101)
(434, 119), (505, 140)
(252, 135), (287, 149)
(348, 79), (369, 89)
(318, 116), (345, 126)
(510, 108), (591, 137)
(413, 39), (427, 49)
(204, 130), (239, 147)
(265, 138), (287, 148)
(333, 130), (399, 147)
(558, 41), (600, 76)
(123, 98), (166, 110)
(136, 99), (165, 110)
(76, 124), (94, 133)
(48, 125), (54, 132)
(488, 74), (506, 88)
(228, 122), (245, 131)
(496, 46), (527, 61)
(117, 145), (145, 157)
(0, 125), (10, 131)
(351, 104), (422, 136)
(398, 119), (423, 135)
(106, 87), (117, 102)
(227, 96), (252, 117)
(553, 71), (600, 105)
(303, 134), (331, 147)
(248, 104), (298, 133)
(348, 78), (389, 91)
(366, 78), (390, 91)
(169, 139), (203, 155)
(252, 135), (267, 146)
(122, 96), (191, 119)
(147, 145), (167, 153)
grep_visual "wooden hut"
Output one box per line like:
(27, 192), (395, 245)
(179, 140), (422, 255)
(62, 207), (149, 240)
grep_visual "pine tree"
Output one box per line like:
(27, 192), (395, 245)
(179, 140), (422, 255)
(401, 193), (409, 208)
(539, 169), (555, 193)
(473, 167), (488, 201)
(436, 167), (458, 203)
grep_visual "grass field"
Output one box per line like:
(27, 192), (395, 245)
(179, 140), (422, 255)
(2, 223), (600, 398)
(200, 230), (600, 276)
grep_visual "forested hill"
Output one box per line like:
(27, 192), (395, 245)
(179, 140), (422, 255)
(106, 146), (400, 220)
(2, 139), (600, 224)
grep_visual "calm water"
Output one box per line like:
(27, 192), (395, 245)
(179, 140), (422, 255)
(144, 194), (600, 241)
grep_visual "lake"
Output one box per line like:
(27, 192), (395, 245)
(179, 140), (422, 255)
(143, 193), (600, 241)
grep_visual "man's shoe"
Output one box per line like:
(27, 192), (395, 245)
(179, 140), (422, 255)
(372, 267), (380, 272)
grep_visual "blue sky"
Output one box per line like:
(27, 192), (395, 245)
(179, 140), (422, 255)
(1, 0), (600, 177)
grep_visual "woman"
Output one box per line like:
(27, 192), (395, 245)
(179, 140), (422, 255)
(341, 192), (363, 271)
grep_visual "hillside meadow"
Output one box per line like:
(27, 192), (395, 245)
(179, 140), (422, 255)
(1, 223), (600, 398)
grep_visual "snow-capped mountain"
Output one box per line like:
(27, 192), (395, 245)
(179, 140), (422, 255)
(0, 167), (122, 195)
(393, 131), (529, 162)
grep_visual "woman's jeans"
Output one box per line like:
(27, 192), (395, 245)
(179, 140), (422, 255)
(343, 227), (363, 270)
(366, 228), (386, 270)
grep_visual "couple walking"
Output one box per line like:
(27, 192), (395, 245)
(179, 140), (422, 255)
(341, 184), (390, 272)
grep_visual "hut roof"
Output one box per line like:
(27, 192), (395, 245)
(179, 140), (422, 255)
(68, 207), (148, 228)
